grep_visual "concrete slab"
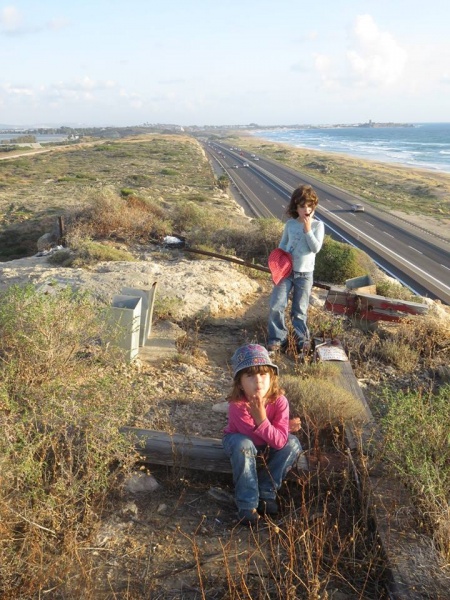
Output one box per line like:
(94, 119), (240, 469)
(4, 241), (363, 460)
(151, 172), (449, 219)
(138, 320), (183, 364)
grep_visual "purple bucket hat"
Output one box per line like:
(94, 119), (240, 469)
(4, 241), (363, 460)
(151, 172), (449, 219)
(231, 344), (279, 379)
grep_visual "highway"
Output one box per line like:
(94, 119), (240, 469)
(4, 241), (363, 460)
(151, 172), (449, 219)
(205, 141), (450, 305)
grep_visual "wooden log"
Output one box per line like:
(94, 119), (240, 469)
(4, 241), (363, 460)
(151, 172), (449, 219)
(120, 427), (232, 472)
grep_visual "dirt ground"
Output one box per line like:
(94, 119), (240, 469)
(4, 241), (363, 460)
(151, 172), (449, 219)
(83, 282), (378, 600)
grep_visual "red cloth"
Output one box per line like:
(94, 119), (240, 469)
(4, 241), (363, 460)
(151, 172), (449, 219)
(268, 248), (292, 285)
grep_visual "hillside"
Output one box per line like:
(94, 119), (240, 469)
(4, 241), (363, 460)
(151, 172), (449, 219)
(1, 133), (449, 599)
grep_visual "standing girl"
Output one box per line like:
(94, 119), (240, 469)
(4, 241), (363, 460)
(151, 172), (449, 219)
(267, 184), (324, 353)
(222, 344), (301, 526)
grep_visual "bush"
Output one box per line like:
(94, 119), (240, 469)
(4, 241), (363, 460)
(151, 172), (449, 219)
(66, 238), (136, 266)
(381, 385), (450, 559)
(376, 279), (418, 301)
(282, 374), (364, 428)
(375, 339), (419, 372)
(120, 187), (135, 197)
(209, 218), (283, 265)
(314, 235), (373, 284)
(64, 187), (171, 247)
(0, 285), (143, 595)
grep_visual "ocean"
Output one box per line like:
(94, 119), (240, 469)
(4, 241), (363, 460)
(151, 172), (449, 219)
(0, 133), (67, 143)
(251, 123), (450, 175)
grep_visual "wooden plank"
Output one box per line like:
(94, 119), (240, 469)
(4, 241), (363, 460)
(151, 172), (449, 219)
(325, 287), (429, 322)
(369, 473), (450, 599)
(313, 339), (375, 449)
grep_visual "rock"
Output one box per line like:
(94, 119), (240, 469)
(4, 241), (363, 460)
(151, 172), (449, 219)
(124, 473), (160, 494)
(37, 232), (58, 252)
(212, 401), (229, 414)
(0, 254), (261, 319)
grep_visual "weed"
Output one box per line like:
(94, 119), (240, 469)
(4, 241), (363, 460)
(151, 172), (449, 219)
(381, 384), (450, 560)
(0, 285), (148, 596)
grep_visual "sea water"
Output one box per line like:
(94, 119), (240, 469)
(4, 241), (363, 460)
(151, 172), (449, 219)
(251, 123), (450, 174)
(0, 133), (67, 143)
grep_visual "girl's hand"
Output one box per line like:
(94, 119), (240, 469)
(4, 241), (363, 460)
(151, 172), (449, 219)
(297, 206), (314, 233)
(247, 394), (267, 426)
(289, 417), (301, 433)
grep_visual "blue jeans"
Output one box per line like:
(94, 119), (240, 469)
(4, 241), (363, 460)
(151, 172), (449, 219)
(268, 271), (313, 347)
(222, 433), (302, 511)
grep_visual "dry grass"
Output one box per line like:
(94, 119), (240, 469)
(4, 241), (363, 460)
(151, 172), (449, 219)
(1, 130), (450, 596)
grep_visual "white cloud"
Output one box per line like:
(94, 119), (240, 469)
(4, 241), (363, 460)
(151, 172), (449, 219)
(313, 53), (337, 89)
(52, 77), (117, 92)
(0, 6), (69, 35)
(346, 14), (407, 86)
(0, 5), (22, 31)
(1, 83), (34, 97)
(47, 18), (70, 31)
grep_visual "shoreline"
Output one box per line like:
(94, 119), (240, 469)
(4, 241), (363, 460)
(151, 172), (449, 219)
(245, 124), (450, 176)
(232, 132), (450, 242)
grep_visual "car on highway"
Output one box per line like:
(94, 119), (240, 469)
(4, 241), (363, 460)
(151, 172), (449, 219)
(350, 204), (364, 212)
(242, 162), (249, 167)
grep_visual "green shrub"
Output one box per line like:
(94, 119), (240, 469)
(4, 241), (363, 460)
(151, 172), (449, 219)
(314, 235), (373, 284)
(120, 187), (135, 197)
(170, 201), (206, 234)
(375, 339), (419, 372)
(68, 238), (136, 266)
(376, 279), (419, 301)
(381, 385), (450, 559)
(217, 174), (230, 190)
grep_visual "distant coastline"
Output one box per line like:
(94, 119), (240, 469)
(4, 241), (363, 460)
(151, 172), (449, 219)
(248, 122), (450, 174)
(248, 121), (415, 131)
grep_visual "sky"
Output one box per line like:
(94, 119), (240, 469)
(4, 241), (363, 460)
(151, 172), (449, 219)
(1, 0), (450, 128)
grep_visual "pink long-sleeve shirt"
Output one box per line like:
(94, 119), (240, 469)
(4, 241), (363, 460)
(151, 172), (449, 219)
(223, 395), (290, 450)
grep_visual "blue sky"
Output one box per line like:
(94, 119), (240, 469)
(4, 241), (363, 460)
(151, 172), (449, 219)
(1, 0), (449, 127)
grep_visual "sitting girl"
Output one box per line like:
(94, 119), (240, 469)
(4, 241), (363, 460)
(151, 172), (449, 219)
(222, 344), (302, 526)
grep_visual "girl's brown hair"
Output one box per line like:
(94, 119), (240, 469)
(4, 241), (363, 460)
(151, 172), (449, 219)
(286, 184), (319, 219)
(228, 365), (284, 403)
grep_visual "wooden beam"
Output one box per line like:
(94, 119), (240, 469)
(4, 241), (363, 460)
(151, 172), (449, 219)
(120, 427), (232, 472)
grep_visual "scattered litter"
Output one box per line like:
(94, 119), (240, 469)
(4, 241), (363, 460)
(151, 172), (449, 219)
(163, 235), (185, 248)
(207, 487), (235, 506)
(35, 245), (65, 257)
(212, 401), (229, 414)
(316, 345), (348, 362)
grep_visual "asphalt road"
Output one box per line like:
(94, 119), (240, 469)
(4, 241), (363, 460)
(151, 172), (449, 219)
(205, 142), (450, 305)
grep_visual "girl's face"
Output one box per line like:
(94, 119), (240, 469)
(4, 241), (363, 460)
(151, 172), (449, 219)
(297, 203), (315, 219)
(240, 371), (271, 401)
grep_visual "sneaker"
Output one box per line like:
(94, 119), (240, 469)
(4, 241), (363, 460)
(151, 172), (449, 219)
(237, 508), (260, 526)
(267, 344), (281, 358)
(267, 343), (280, 352)
(268, 340), (288, 355)
(257, 498), (279, 516)
(296, 340), (311, 355)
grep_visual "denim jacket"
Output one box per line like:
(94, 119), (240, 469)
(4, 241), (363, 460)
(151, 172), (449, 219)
(279, 218), (324, 273)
